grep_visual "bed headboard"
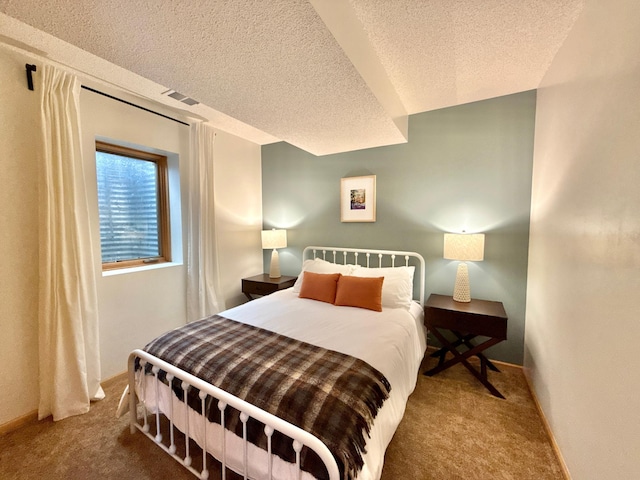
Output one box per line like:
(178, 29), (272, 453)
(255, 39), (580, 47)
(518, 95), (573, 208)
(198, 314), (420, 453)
(302, 246), (426, 306)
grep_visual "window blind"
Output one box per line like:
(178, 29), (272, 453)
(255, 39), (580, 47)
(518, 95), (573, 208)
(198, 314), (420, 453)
(96, 152), (161, 263)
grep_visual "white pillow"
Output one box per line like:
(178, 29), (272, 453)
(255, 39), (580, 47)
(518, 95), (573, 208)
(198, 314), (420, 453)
(350, 265), (415, 310)
(292, 258), (357, 293)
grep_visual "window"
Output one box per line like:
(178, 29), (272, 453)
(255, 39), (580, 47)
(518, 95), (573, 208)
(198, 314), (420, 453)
(95, 141), (171, 270)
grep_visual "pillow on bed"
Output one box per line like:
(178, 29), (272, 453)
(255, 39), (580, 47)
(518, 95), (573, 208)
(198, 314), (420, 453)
(350, 265), (415, 310)
(292, 258), (356, 293)
(298, 271), (342, 304)
(334, 275), (384, 312)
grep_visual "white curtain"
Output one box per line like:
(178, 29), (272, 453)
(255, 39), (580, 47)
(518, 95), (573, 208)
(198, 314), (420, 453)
(38, 65), (104, 421)
(186, 123), (225, 322)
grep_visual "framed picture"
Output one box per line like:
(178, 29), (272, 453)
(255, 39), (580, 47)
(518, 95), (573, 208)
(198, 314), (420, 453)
(341, 175), (376, 222)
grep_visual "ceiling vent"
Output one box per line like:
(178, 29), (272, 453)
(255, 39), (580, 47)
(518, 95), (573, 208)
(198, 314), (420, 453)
(162, 89), (199, 106)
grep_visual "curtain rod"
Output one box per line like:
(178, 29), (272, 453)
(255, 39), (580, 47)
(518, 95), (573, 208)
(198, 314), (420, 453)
(81, 86), (190, 126)
(24, 63), (190, 127)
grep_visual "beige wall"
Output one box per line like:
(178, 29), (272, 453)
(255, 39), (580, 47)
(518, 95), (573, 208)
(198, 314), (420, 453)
(525, 0), (640, 478)
(0, 45), (263, 425)
(213, 133), (263, 308)
(0, 46), (41, 425)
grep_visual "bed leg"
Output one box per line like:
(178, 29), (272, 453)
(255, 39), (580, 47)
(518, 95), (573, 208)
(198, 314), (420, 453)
(128, 356), (140, 434)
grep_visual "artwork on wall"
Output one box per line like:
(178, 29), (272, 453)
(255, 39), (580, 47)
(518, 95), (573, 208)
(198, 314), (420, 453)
(340, 175), (376, 222)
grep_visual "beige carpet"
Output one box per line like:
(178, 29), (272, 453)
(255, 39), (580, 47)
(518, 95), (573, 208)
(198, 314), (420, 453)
(0, 354), (564, 480)
(381, 354), (564, 479)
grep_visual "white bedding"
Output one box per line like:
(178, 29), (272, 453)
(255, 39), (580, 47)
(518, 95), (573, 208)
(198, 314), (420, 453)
(136, 288), (426, 480)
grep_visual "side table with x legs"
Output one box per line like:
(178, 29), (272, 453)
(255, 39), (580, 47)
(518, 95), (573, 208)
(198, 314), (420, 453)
(423, 294), (508, 398)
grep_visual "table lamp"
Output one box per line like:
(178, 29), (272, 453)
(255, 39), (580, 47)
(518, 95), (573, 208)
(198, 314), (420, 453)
(261, 229), (287, 278)
(443, 233), (485, 302)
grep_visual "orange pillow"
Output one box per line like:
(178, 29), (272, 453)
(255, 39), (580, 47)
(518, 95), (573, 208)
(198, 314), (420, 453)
(334, 275), (384, 312)
(298, 271), (342, 304)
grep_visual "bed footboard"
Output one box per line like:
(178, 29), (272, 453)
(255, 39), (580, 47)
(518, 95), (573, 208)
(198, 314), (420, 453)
(128, 349), (339, 480)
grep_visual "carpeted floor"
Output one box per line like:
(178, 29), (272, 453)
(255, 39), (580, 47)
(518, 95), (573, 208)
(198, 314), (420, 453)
(0, 354), (564, 480)
(380, 355), (564, 480)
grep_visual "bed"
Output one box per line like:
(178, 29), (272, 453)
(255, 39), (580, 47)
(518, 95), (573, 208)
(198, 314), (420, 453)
(126, 246), (427, 480)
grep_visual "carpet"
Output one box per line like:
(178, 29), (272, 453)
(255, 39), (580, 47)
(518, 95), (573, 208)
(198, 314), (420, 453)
(0, 354), (564, 479)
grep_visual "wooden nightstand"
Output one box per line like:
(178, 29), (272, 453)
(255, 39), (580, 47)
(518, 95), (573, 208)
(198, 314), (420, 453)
(241, 274), (297, 300)
(424, 293), (508, 398)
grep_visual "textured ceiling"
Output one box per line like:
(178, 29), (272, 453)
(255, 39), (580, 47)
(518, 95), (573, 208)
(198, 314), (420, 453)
(347, 0), (586, 114)
(0, 0), (584, 156)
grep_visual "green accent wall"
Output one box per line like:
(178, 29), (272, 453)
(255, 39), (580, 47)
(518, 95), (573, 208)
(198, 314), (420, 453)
(262, 90), (535, 364)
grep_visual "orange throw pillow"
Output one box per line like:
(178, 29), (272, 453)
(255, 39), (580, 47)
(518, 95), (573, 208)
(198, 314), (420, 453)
(334, 275), (384, 312)
(298, 271), (341, 304)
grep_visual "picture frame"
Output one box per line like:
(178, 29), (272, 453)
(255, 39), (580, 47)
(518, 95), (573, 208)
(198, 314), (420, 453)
(340, 175), (376, 222)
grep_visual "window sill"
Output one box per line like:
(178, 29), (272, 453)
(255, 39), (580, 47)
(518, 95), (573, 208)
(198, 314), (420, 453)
(102, 261), (183, 277)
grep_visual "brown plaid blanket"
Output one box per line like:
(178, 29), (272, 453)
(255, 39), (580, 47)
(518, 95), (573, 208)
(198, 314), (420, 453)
(141, 315), (391, 480)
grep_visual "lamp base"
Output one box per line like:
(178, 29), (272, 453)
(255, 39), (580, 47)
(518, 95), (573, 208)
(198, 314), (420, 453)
(269, 249), (281, 278)
(453, 262), (471, 302)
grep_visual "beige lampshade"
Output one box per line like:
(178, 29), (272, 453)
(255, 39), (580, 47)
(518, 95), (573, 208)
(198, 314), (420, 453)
(261, 229), (287, 250)
(443, 233), (485, 262)
(262, 229), (287, 278)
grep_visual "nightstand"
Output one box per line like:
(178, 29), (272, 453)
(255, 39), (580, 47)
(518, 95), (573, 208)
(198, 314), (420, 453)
(241, 274), (297, 300)
(423, 293), (508, 398)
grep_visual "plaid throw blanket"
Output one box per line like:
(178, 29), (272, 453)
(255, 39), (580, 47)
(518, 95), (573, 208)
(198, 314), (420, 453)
(141, 315), (391, 480)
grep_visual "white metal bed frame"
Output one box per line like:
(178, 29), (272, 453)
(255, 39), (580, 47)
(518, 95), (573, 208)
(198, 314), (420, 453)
(127, 246), (426, 480)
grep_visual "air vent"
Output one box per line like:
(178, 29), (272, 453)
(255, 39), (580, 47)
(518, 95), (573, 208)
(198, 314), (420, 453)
(168, 91), (186, 101)
(161, 89), (199, 106)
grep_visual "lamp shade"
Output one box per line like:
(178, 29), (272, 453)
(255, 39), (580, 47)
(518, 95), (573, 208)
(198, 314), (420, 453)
(262, 229), (287, 278)
(443, 233), (485, 262)
(261, 229), (287, 250)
